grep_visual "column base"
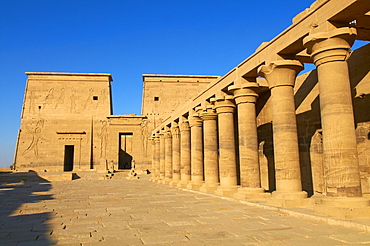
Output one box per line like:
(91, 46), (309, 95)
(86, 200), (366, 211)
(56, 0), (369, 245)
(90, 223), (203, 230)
(233, 187), (271, 200)
(266, 191), (308, 208)
(200, 183), (219, 193)
(169, 180), (180, 186)
(163, 179), (172, 185)
(186, 181), (204, 190)
(214, 186), (239, 197)
(314, 197), (370, 219)
(177, 180), (190, 188)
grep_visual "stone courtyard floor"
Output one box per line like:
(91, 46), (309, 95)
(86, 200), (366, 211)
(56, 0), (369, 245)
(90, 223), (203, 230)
(1, 172), (370, 245)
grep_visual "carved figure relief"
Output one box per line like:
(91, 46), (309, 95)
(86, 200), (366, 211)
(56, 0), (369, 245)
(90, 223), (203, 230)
(99, 121), (108, 159)
(258, 141), (269, 191)
(29, 91), (37, 113)
(310, 129), (325, 195)
(83, 88), (94, 109)
(96, 88), (107, 109)
(141, 119), (151, 157)
(70, 91), (77, 113)
(43, 88), (54, 108)
(22, 119), (45, 158)
(55, 88), (65, 109)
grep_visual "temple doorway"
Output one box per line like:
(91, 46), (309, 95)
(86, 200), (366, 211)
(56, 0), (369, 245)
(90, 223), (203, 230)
(118, 133), (133, 169)
(64, 145), (74, 171)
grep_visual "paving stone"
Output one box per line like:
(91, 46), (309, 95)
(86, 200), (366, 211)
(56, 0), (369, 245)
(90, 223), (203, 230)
(1, 177), (370, 245)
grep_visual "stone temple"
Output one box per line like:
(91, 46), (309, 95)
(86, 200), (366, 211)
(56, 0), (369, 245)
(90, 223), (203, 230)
(13, 0), (370, 218)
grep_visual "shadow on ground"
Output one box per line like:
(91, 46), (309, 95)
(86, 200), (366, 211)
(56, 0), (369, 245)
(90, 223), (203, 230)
(0, 171), (55, 245)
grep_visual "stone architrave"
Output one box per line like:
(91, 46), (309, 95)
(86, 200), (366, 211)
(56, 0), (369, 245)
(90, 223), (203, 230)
(258, 60), (308, 207)
(229, 82), (270, 199)
(304, 27), (370, 218)
(158, 131), (165, 183)
(199, 106), (220, 192)
(187, 110), (204, 190)
(177, 119), (191, 188)
(169, 122), (181, 186)
(163, 127), (173, 184)
(213, 95), (239, 196)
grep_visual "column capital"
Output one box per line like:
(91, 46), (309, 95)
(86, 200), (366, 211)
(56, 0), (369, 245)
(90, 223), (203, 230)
(179, 120), (190, 132)
(171, 122), (180, 137)
(164, 129), (172, 139)
(200, 107), (217, 121)
(257, 60), (303, 89)
(303, 27), (357, 66)
(212, 95), (235, 114)
(189, 114), (203, 127)
(229, 82), (259, 105)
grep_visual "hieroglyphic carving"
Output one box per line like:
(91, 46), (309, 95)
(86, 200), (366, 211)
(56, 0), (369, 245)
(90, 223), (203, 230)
(99, 121), (108, 159)
(22, 119), (45, 158)
(55, 88), (65, 109)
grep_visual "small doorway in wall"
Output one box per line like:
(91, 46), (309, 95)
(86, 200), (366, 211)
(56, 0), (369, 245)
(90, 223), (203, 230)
(64, 145), (74, 171)
(118, 133), (133, 169)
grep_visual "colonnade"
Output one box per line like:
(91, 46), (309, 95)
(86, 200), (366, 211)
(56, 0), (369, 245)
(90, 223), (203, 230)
(149, 27), (370, 217)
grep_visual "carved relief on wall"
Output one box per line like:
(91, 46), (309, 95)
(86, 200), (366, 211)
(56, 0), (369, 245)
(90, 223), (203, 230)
(54, 88), (65, 109)
(258, 141), (269, 191)
(310, 129), (325, 195)
(22, 119), (45, 158)
(99, 120), (108, 159)
(28, 91), (37, 113)
(141, 119), (151, 157)
(43, 88), (54, 108)
(96, 88), (107, 109)
(70, 91), (78, 113)
(356, 124), (370, 193)
(83, 88), (94, 109)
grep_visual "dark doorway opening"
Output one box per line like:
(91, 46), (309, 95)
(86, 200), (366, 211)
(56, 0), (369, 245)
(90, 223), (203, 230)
(118, 133), (133, 169)
(64, 145), (74, 171)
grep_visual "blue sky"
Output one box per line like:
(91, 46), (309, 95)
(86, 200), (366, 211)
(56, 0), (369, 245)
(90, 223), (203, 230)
(0, 0), (319, 168)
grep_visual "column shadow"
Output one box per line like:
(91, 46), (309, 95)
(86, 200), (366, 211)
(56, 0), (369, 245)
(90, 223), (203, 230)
(0, 171), (55, 245)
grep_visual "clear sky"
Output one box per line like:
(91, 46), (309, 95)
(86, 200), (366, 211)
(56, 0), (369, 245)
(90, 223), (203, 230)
(0, 0), (319, 168)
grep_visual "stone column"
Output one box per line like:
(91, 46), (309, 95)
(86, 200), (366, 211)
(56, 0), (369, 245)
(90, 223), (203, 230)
(154, 136), (160, 182)
(149, 137), (157, 182)
(163, 127), (173, 184)
(304, 27), (370, 218)
(258, 60), (308, 207)
(199, 106), (220, 192)
(169, 122), (181, 186)
(229, 83), (270, 199)
(177, 119), (191, 188)
(187, 110), (204, 190)
(213, 95), (239, 196)
(158, 131), (165, 183)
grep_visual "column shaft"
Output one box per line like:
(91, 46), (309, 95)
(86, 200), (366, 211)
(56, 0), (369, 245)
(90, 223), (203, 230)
(214, 96), (238, 196)
(200, 108), (219, 192)
(187, 115), (204, 189)
(258, 60), (307, 207)
(164, 130), (173, 184)
(171, 124), (181, 185)
(159, 133), (165, 181)
(178, 120), (191, 187)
